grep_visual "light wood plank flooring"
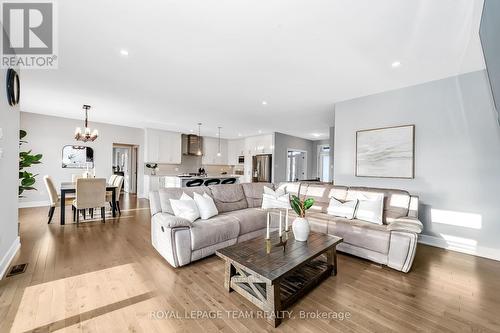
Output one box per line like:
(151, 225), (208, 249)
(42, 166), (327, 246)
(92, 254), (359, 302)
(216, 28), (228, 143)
(1, 195), (500, 332)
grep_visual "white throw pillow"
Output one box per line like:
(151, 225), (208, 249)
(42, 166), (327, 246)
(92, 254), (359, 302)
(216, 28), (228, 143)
(194, 192), (219, 220)
(261, 186), (291, 209)
(355, 194), (384, 225)
(327, 198), (358, 219)
(169, 193), (200, 222)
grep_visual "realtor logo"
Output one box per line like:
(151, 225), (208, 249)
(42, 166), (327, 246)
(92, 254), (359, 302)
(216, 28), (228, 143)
(1, 1), (57, 68)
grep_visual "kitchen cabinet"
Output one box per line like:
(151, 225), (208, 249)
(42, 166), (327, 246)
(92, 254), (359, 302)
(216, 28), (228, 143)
(244, 134), (274, 155)
(227, 139), (245, 165)
(144, 128), (182, 164)
(143, 175), (166, 195)
(202, 136), (228, 165)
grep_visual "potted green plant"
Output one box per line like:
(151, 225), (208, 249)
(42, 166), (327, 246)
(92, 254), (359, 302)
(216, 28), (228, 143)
(19, 130), (43, 197)
(289, 191), (315, 241)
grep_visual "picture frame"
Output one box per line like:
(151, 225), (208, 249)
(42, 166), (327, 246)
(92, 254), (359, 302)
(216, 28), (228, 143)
(355, 125), (415, 178)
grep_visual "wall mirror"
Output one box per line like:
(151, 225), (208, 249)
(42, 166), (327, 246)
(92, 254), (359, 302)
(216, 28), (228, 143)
(62, 145), (94, 168)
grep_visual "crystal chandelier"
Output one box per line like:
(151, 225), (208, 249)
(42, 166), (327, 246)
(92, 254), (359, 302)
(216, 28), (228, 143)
(74, 105), (98, 142)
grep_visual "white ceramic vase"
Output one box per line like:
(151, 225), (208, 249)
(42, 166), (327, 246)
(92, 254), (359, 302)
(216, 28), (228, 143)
(292, 217), (310, 241)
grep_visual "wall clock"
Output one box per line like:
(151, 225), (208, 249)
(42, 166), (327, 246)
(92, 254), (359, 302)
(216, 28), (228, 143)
(6, 68), (20, 106)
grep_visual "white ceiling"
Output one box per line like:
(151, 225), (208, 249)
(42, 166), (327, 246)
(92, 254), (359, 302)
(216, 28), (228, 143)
(20, 0), (485, 140)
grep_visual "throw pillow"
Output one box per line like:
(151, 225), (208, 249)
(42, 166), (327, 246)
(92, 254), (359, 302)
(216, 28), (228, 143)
(261, 186), (291, 209)
(327, 198), (358, 219)
(169, 193), (200, 222)
(194, 192), (219, 220)
(355, 194), (384, 225)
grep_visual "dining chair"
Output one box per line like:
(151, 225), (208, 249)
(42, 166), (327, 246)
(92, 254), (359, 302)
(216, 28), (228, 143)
(43, 175), (74, 224)
(106, 175), (124, 214)
(72, 174), (82, 182)
(72, 178), (107, 225)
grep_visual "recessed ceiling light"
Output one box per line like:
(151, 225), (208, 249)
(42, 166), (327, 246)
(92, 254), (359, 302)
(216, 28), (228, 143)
(238, 133), (242, 137)
(391, 61), (401, 68)
(262, 101), (267, 105)
(120, 49), (129, 56)
(258, 130), (262, 134)
(312, 133), (321, 138)
(190, 129), (194, 132)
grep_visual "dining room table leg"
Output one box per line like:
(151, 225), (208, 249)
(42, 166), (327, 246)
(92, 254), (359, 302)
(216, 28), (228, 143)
(112, 189), (116, 217)
(60, 189), (66, 225)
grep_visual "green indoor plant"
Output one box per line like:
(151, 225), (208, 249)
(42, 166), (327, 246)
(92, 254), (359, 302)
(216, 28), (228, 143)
(19, 130), (43, 197)
(289, 190), (315, 241)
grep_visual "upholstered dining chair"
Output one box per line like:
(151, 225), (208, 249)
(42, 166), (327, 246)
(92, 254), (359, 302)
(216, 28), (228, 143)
(106, 175), (124, 214)
(43, 175), (74, 224)
(72, 174), (83, 183)
(72, 178), (107, 225)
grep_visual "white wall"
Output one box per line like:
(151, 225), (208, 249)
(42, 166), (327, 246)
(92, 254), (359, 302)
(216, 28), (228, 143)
(19, 112), (145, 205)
(0, 68), (21, 278)
(334, 70), (500, 260)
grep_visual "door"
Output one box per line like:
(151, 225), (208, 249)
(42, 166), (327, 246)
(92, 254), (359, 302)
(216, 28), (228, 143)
(286, 149), (307, 181)
(317, 145), (330, 182)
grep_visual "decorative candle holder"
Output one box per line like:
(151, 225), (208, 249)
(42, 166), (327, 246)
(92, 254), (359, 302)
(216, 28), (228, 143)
(265, 230), (290, 254)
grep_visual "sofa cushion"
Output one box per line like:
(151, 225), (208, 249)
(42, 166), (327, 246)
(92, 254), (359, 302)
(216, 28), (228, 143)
(346, 187), (410, 224)
(304, 184), (349, 213)
(326, 216), (390, 254)
(221, 208), (267, 235)
(209, 184), (248, 213)
(241, 183), (273, 208)
(190, 214), (240, 250)
(276, 182), (304, 197)
(158, 187), (212, 215)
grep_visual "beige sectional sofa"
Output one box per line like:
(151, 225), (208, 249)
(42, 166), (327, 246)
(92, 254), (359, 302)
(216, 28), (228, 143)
(149, 182), (423, 272)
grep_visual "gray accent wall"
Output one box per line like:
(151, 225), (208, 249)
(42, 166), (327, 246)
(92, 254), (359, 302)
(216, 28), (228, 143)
(273, 132), (315, 183)
(334, 70), (500, 260)
(0, 67), (20, 277)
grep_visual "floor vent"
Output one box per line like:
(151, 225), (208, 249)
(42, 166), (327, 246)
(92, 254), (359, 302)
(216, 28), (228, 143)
(6, 263), (28, 277)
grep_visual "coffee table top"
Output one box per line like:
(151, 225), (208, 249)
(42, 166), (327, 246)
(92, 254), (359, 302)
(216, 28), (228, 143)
(216, 231), (343, 283)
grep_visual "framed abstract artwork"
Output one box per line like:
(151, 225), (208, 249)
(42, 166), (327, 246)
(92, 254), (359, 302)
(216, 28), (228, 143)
(356, 125), (415, 178)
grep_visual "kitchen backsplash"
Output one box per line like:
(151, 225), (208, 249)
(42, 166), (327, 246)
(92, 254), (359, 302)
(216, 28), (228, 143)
(145, 155), (242, 175)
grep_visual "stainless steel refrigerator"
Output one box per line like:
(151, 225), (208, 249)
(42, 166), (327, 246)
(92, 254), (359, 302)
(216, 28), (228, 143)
(252, 154), (272, 182)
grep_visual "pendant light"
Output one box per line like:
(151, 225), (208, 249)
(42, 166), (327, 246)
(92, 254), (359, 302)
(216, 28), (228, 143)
(74, 105), (98, 142)
(217, 127), (222, 157)
(197, 122), (202, 156)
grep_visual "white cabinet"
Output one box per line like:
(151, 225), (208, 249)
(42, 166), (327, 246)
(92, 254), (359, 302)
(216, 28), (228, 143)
(202, 136), (228, 165)
(144, 129), (182, 164)
(244, 134), (274, 155)
(143, 175), (166, 195)
(227, 139), (245, 165)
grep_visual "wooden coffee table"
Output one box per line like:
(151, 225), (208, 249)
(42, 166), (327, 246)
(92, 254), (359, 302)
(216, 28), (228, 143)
(216, 231), (343, 327)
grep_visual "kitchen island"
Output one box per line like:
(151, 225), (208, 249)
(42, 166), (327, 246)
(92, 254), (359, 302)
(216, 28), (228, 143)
(164, 175), (240, 188)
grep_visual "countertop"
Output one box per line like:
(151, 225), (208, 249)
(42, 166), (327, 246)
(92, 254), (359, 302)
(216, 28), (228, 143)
(147, 174), (241, 178)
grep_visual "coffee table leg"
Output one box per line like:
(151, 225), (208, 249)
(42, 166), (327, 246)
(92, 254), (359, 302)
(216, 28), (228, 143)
(224, 261), (235, 292)
(327, 247), (338, 276)
(265, 282), (282, 327)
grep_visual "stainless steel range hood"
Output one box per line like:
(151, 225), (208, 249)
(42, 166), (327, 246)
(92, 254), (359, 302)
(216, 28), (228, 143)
(182, 134), (204, 155)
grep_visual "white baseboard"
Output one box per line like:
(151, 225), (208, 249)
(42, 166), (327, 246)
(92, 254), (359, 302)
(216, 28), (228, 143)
(0, 236), (21, 279)
(418, 234), (500, 262)
(19, 201), (48, 208)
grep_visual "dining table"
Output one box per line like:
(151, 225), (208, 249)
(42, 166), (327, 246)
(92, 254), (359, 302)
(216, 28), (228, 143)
(59, 182), (117, 225)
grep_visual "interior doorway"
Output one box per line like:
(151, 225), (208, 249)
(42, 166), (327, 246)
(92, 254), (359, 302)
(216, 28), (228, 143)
(286, 149), (307, 182)
(317, 145), (330, 182)
(112, 144), (138, 194)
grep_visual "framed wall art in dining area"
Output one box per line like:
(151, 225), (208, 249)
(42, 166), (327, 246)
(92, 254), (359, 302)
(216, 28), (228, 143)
(355, 124), (415, 178)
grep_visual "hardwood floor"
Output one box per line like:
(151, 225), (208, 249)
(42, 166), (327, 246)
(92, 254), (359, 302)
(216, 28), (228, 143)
(1, 195), (500, 332)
